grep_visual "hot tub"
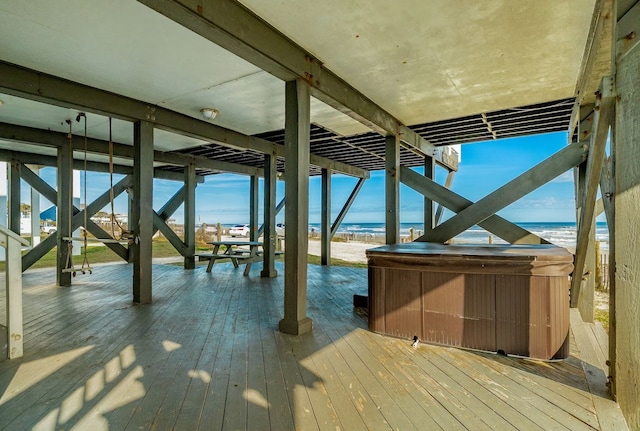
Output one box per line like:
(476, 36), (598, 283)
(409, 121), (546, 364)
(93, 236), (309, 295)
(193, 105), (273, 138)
(366, 243), (574, 360)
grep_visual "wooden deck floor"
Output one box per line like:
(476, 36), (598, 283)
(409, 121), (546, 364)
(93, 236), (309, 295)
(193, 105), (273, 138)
(0, 262), (629, 430)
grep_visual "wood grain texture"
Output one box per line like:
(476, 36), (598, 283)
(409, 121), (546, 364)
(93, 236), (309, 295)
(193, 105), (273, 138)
(0, 262), (627, 430)
(612, 17), (640, 430)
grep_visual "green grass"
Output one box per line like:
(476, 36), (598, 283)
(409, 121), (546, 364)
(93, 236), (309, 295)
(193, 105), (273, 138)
(594, 308), (609, 332)
(306, 254), (367, 268)
(7, 236), (368, 271)
(4, 237), (184, 271)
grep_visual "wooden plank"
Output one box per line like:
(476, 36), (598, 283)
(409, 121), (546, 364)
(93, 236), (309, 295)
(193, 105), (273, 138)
(256, 250), (284, 256)
(304, 277), (414, 429)
(321, 329), (451, 430)
(592, 322), (609, 368)
(411, 348), (521, 430)
(271, 332), (320, 430)
(5, 236), (24, 359)
(255, 277), (296, 431)
(254, 271), (319, 429)
(307, 274), (455, 430)
(1, 266), (186, 429)
(111, 308), (209, 428)
(612, 23), (640, 428)
(0, 264), (630, 430)
(363, 332), (519, 430)
(197, 254), (254, 260)
(167, 272), (237, 429)
(114, 300), (204, 428)
(244, 285), (271, 431)
(286, 328), (346, 430)
(427, 352), (545, 430)
(298, 339), (367, 430)
(221, 282), (250, 431)
(571, 309), (630, 431)
(473, 351), (596, 425)
(436, 348), (597, 430)
(123, 327), (200, 428)
(198, 281), (245, 429)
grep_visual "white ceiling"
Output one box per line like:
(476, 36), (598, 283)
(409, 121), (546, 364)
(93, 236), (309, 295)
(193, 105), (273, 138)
(0, 0), (595, 156)
(238, 0), (595, 123)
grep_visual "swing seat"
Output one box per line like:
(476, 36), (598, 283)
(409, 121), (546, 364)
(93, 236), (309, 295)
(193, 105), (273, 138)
(63, 236), (130, 244)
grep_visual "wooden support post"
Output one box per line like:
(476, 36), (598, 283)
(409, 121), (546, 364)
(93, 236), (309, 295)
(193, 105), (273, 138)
(57, 143), (73, 287)
(424, 156), (435, 236)
(321, 168), (331, 265)
(574, 161), (595, 322)
(250, 174), (259, 242)
(435, 171), (455, 225)
(1, 226), (29, 360)
(279, 80), (312, 335)
(599, 157), (614, 223)
(132, 120), (153, 304)
(29, 165), (41, 247)
(385, 135), (400, 244)
(8, 160), (20, 235)
(571, 77), (614, 308)
(5, 237), (22, 359)
(261, 153), (277, 278)
(611, 2), (640, 426)
(127, 186), (133, 259)
(184, 163), (196, 269)
(0, 163), (6, 262)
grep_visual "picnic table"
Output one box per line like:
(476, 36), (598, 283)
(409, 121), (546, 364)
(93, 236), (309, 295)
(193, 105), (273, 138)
(198, 240), (262, 275)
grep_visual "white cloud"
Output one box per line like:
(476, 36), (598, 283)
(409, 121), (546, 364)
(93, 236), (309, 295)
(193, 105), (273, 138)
(551, 171), (574, 183)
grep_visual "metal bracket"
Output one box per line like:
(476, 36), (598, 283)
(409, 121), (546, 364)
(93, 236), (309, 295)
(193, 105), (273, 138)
(599, 75), (616, 100)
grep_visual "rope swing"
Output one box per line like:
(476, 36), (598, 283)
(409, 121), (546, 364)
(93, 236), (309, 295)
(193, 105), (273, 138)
(62, 118), (76, 275)
(79, 112), (92, 274)
(108, 117), (132, 241)
(62, 113), (92, 275)
(62, 114), (135, 276)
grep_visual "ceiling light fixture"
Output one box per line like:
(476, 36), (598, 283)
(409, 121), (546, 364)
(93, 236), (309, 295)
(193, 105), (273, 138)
(200, 108), (219, 120)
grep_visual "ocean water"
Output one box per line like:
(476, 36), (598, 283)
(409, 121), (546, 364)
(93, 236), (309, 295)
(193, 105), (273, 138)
(307, 221), (609, 251)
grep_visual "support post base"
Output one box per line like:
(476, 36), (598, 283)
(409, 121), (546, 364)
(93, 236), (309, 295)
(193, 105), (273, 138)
(260, 269), (278, 278)
(279, 317), (313, 335)
(0, 324), (7, 362)
(184, 257), (196, 270)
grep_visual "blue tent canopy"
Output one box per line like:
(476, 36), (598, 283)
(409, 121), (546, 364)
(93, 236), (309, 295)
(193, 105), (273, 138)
(40, 206), (56, 221)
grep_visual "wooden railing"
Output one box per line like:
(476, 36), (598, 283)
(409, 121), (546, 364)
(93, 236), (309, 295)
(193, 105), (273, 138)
(0, 226), (29, 360)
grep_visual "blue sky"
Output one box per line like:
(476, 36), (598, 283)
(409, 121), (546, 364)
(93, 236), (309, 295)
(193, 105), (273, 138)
(26, 130), (581, 224)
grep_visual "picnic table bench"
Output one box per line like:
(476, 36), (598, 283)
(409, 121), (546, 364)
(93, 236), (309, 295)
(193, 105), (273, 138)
(197, 240), (262, 276)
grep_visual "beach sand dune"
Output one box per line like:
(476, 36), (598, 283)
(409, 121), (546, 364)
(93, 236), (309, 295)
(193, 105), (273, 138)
(307, 238), (374, 263)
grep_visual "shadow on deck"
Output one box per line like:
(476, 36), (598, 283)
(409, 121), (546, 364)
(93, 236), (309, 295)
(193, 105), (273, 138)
(0, 262), (628, 430)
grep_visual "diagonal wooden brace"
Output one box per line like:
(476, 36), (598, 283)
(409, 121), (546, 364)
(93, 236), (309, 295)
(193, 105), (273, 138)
(571, 77), (615, 308)
(417, 141), (588, 243)
(401, 166), (550, 244)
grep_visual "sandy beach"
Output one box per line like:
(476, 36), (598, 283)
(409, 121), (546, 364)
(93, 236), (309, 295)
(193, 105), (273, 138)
(254, 237), (581, 265)
(307, 238), (377, 263)
(186, 232), (587, 268)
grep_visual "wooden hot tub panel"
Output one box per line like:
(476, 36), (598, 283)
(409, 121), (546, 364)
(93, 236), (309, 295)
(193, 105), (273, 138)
(367, 243), (573, 360)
